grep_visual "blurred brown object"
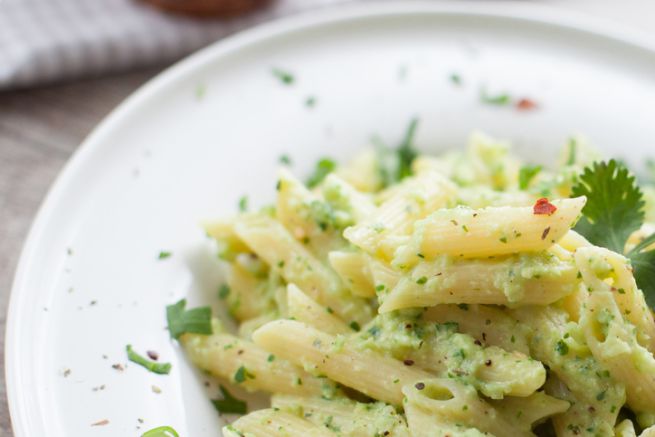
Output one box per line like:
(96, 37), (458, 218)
(140, 0), (271, 17)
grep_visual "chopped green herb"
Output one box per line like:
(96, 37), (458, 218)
(279, 154), (292, 165)
(141, 426), (180, 437)
(267, 354), (275, 362)
(555, 340), (569, 356)
(126, 345), (171, 375)
(211, 385), (248, 414)
(499, 236), (508, 244)
(306, 158), (337, 188)
(158, 251), (172, 260)
(234, 365), (255, 383)
(272, 68), (294, 85)
(375, 118), (419, 188)
(457, 304), (469, 311)
(238, 196), (249, 212)
(375, 284), (385, 292)
(416, 276), (428, 285)
(596, 390), (607, 401)
(450, 73), (462, 86)
(518, 165), (542, 190)
(166, 299), (213, 339)
(566, 138), (577, 166)
(218, 284), (230, 300)
(480, 89), (511, 106)
(305, 96), (317, 108)
(349, 321), (361, 332)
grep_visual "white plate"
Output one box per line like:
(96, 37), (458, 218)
(7, 2), (655, 436)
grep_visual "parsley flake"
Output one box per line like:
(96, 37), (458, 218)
(375, 118), (419, 188)
(272, 68), (294, 85)
(238, 196), (249, 212)
(126, 345), (171, 375)
(306, 158), (337, 188)
(518, 165), (542, 190)
(166, 299), (213, 340)
(212, 385), (247, 414)
(480, 89), (511, 106)
(158, 251), (172, 260)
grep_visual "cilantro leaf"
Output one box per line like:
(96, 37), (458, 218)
(126, 345), (171, 375)
(141, 426), (180, 437)
(375, 118), (419, 188)
(571, 160), (645, 253)
(211, 385), (248, 414)
(306, 158), (336, 188)
(631, 249), (655, 308)
(166, 299), (213, 340)
(518, 165), (542, 190)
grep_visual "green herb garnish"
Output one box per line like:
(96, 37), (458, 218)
(480, 89), (511, 106)
(571, 159), (655, 306)
(306, 158), (337, 188)
(166, 299), (213, 339)
(238, 196), (249, 212)
(126, 345), (171, 375)
(518, 165), (542, 190)
(279, 154), (292, 165)
(211, 385), (248, 414)
(158, 251), (171, 260)
(141, 426), (179, 437)
(272, 68), (294, 85)
(555, 340), (569, 356)
(218, 284), (230, 300)
(234, 365), (255, 383)
(450, 73), (462, 86)
(376, 118), (419, 188)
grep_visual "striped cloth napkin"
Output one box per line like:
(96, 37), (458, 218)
(0, 0), (349, 90)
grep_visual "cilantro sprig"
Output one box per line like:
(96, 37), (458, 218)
(212, 385), (248, 414)
(571, 159), (655, 306)
(375, 118), (419, 188)
(166, 299), (213, 339)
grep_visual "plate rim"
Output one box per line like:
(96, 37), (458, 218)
(6, 1), (655, 435)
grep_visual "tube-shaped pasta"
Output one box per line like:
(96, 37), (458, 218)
(180, 322), (336, 397)
(234, 214), (372, 325)
(512, 305), (624, 436)
(271, 395), (410, 437)
(252, 320), (432, 405)
(379, 252), (578, 312)
(581, 291), (655, 427)
(575, 246), (655, 353)
(402, 378), (521, 437)
(328, 251), (375, 298)
(344, 171), (456, 260)
(392, 197), (586, 267)
(286, 284), (351, 335)
(422, 304), (531, 354)
(222, 409), (335, 437)
(357, 314), (545, 399)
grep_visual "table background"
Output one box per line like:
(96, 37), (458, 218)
(2, 0), (655, 434)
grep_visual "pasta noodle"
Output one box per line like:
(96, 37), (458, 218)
(177, 133), (655, 436)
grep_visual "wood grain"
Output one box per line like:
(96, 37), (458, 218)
(0, 68), (160, 435)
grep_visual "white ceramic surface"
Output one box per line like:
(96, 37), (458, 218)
(7, 2), (655, 436)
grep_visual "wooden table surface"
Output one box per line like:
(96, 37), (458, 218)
(0, 68), (161, 435)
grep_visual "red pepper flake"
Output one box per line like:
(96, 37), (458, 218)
(533, 198), (557, 215)
(541, 226), (551, 240)
(146, 350), (159, 361)
(91, 419), (109, 427)
(516, 98), (538, 111)
(403, 359), (415, 366)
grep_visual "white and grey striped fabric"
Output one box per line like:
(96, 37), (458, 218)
(0, 0), (350, 90)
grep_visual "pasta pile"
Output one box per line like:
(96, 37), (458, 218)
(182, 133), (655, 436)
